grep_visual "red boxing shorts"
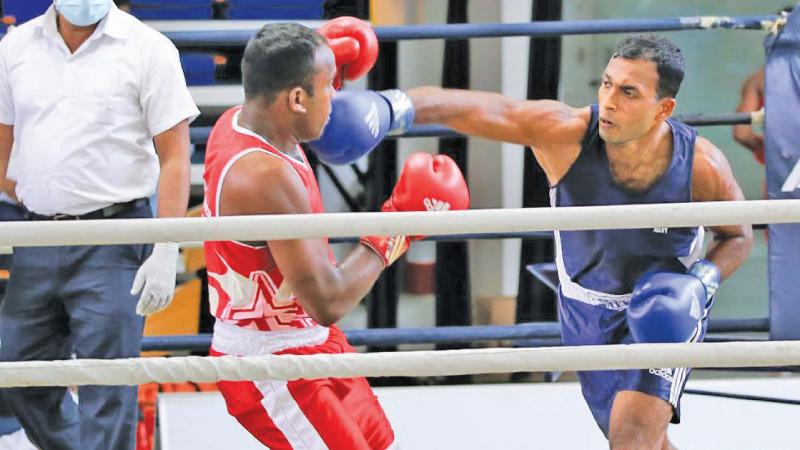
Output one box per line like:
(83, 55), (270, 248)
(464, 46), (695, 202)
(210, 326), (397, 450)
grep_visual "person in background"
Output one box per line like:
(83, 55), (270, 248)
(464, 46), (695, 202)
(733, 6), (793, 166)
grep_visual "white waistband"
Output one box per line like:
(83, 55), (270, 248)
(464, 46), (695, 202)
(548, 188), (705, 311)
(553, 229), (632, 310)
(558, 285), (632, 310)
(211, 321), (330, 356)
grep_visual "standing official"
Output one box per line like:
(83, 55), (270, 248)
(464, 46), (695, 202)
(0, 1), (199, 449)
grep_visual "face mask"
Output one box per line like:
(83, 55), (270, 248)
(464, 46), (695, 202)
(54, 0), (111, 27)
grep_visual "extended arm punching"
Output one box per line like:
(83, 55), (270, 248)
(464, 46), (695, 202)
(407, 86), (588, 150)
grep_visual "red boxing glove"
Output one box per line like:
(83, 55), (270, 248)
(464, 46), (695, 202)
(317, 16), (379, 89)
(361, 153), (470, 267)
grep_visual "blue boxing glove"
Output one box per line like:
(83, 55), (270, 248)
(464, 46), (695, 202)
(627, 259), (720, 344)
(307, 89), (415, 165)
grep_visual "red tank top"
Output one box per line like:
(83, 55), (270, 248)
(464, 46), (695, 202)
(203, 106), (329, 331)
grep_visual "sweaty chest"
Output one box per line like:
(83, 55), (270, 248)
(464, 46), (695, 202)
(607, 151), (672, 193)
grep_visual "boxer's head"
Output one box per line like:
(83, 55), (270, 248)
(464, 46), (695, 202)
(242, 23), (335, 141)
(598, 34), (684, 145)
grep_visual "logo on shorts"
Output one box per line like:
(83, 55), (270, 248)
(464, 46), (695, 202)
(653, 227), (669, 234)
(648, 367), (674, 382)
(424, 198), (450, 212)
(364, 102), (380, 138)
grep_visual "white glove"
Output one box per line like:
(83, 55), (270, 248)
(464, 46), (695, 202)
(131, 242), (180, 316)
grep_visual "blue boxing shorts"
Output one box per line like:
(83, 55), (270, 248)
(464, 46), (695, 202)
(557, 288), (712, 435)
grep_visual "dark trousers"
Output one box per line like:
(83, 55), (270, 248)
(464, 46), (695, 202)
(0, 202), (152, 450)
(0, 202), (26, 288)
(0, 201), (25, 435)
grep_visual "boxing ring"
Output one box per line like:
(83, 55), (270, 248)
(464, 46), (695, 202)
(0, 203), (798, 449)
(3, 6), (800, 450)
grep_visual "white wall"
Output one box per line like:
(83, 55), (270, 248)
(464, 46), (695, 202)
(498, 0), (531, 296)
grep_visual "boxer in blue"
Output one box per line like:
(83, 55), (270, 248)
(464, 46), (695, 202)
(404, 35), (753, 449)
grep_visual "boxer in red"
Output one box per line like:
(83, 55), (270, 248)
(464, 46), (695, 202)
(202, 22), (469, 450)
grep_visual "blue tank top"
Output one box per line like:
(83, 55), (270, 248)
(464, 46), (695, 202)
(553, 105), (700, 295)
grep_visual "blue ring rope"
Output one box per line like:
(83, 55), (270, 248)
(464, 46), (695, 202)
(141, 318), (768, 351)
(166, 15), (775, 50)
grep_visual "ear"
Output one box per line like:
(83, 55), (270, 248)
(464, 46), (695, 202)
(656, 97), (676, 121)
(288, 87), (307, 114)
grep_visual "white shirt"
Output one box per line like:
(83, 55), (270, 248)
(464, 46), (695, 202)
(0, 4), (200, 215)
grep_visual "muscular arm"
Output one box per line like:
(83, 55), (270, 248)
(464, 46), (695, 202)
(407, 86), (588, 149)
(221, 152), (383, 326)
(691, 137), (753, 279)
(732, 69), (764, 155)
(407, 86), (589, 183)
(153, 120), (191, 218)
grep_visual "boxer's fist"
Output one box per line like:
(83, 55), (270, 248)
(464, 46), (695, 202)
(317, 16), (378, 89)
(383, 153), (469, 213)
(627, 260), (719, 343)
(307, 89), (415, 165)
(361, 153), (469, 267)
(626, 267), (715, 346)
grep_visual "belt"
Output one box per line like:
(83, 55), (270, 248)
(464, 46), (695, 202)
(26, 198), (149, 221)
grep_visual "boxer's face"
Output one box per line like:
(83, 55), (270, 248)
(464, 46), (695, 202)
(597, 57), (674, 145)
(301, 45), (336, 141)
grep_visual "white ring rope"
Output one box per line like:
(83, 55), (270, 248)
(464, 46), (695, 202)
(751, 108), (765, 125)
(0, 341), (798, 387)
(0, 199), (797, 247)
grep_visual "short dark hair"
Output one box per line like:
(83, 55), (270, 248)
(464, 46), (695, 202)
(611, 34), (685, 99)
(241, 23), (327, 103)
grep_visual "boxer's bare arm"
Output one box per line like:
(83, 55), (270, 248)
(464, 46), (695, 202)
(408, 86), (589, 183)
(691, 137), (753, 280)
(220, 152), (383, 326)
(408, 86), (589, 149)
